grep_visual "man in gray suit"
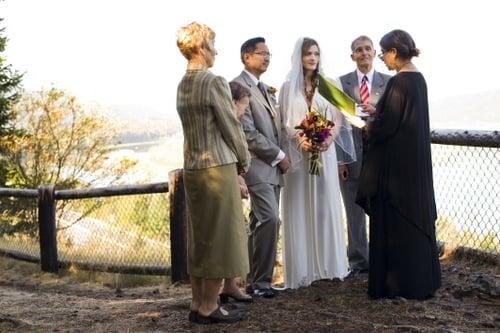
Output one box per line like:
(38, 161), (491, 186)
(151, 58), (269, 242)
(337, 35), (391, 276)
(233, 37), (290, 298)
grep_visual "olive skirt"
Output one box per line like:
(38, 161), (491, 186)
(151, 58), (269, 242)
(183, 163), (249, 278)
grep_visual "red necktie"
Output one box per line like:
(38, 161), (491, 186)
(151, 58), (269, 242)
(360, 75), (369, 104)
(360, 76), (370, 147)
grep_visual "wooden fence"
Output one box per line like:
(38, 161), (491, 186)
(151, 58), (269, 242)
(0, 169), (189, 282)
(1, 129), (499, 280)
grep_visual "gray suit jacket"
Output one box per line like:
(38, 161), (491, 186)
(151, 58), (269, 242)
(232, 71), (288, 186)
(338, 70), (391, 178)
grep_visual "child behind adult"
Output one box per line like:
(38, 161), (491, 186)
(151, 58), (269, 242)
(216, 81), (254, 304)
(229, 81), (252, 199)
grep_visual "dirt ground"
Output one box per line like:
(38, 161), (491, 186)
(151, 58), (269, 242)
(0, 249), (498, 333)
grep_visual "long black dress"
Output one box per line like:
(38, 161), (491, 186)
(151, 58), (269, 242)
(356, 72), (441, 299)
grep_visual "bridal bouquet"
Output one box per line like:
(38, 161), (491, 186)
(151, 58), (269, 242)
(294, 109), (334, 176)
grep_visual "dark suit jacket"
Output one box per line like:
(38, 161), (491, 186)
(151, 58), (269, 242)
(337, 70), (391, 178)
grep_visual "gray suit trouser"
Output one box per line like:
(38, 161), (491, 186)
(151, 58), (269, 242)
(246, 182), (280, 290)
(340, 176), (369, 271)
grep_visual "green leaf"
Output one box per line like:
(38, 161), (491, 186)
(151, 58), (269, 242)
(317, 74), (355, 115)
(317, 74), (365, 128)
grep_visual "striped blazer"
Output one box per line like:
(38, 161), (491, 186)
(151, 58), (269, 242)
(176, 69), (250, 171)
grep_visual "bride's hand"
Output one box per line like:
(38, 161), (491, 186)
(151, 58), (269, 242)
(298, 137), (314, 152)
(316, 136), (333, 152)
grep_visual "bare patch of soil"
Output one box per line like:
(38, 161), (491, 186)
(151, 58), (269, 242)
(0, 250), (498, 332)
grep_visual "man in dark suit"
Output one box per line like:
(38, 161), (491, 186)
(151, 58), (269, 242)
(337, 35), (391, 276)
(233, 37), (289, 298)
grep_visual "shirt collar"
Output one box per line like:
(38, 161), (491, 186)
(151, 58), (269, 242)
(356, 68), (375, 85)
(244, 69), (260, 86)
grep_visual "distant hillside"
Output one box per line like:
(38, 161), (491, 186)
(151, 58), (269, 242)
(101, 104), (182, 143)
(114, 117), (181, 143)
(430, 90), (500, 130)
(99, 92), (500, 142)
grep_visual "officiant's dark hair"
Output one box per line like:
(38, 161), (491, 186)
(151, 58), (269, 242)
(380, 29), (419, 60)
(240, 37), (266, 63)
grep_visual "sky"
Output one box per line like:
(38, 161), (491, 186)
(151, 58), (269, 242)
(1, 0), (499, 122)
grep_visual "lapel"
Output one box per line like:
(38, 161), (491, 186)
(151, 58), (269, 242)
(369, 71), (385, 105)
(241, 71), (277, 121)
(344, 71), (360, 103)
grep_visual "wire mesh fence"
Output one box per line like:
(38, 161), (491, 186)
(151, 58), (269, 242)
(0, 183), (172, 275)
(0, 130), (499, 274)
(432, 144), (499, 253)
(56, 193), (170, 270)
(0, 194), (40, 262)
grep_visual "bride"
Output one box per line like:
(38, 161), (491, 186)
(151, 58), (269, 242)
(279, 37), (356, 289)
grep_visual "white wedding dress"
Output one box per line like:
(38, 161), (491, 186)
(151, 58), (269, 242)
(281, 93), (350, 289)
(279, 37), (355, 289)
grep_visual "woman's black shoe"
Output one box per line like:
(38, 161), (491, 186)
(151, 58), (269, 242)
(188, 310), (198, 323)
(195, 306), (243, 324)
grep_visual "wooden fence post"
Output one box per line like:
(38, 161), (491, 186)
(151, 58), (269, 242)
(168, 169), (189, 282)
(38, 184), (58, 273)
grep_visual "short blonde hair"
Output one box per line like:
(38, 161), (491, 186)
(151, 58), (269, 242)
(176, 22), (216, 60)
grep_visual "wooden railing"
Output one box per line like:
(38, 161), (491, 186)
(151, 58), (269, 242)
(0, 169), (189, 282)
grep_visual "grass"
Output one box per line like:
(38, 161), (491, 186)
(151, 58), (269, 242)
(0, 253), (40, 275)
(436, 215), (500, 253)
(0, 255), (170, 288)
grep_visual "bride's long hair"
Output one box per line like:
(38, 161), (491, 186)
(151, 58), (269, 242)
(301, 38), (320, 79)
(281, 38), (321, 134)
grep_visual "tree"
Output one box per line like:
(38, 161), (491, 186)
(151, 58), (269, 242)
(0, 88), (137, 235)
(3, 88), (136, 189)
(0, 17), (24, 185)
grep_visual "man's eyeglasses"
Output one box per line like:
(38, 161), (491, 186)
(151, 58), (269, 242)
(253, 51), (272, 58)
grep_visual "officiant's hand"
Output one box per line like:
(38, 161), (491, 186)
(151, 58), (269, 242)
(360, 103), (376, 116)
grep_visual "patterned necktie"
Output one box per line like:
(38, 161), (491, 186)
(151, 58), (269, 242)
(257, 82), (267, 98)
(360, 75), (370, 150)
(360, 75), (369, 104)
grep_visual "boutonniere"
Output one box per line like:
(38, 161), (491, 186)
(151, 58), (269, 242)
(267, 86), (278, 95)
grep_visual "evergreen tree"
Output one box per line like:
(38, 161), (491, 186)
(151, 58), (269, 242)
(0, 17), (23, 185)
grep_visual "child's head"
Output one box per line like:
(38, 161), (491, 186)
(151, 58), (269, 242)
(229, 81), (251, 120)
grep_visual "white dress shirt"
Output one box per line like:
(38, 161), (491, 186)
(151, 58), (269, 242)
(356, 68), (375, 94)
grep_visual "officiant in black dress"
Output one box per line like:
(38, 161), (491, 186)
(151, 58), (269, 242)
(356, 29), (441, 300)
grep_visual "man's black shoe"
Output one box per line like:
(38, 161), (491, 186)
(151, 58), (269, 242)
(347, 268), (368, 278)
(347, 269), (359, 278)
(253, 288), (275, 298)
